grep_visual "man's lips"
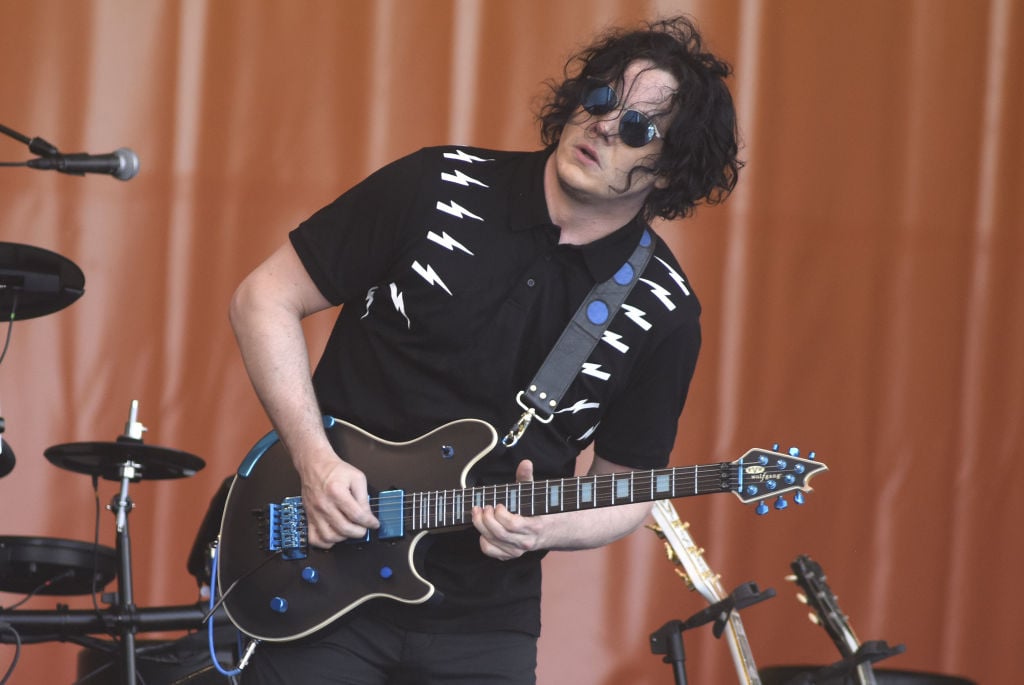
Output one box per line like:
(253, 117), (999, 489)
(575, 142), (600, 166)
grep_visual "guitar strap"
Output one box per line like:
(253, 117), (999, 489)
(502, 228), (655, 447)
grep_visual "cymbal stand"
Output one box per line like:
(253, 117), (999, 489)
(108, 400), (147, 685)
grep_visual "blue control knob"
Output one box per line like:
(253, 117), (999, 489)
(380, 566), (393, 579)
(301, 566), (320, 584)
(270, 597), (288, 613)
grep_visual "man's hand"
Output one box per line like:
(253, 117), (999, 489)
(473, 459), (543, 561)
(300, 455), (379, 548)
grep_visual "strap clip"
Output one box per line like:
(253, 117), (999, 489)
(502, 391), (554, 447)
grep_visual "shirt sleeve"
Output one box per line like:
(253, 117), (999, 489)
(289, 149), (429, 305)
(592, 314), (701, 470)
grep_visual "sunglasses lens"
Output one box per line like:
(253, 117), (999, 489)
(619, 110), (657, 148)
(581, 84), (617, 115)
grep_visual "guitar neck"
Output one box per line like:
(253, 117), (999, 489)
(407, 463), (734, 531)
(651, 501), (762, 685)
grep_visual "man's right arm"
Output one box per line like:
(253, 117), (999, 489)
(229, 241), (379, 547)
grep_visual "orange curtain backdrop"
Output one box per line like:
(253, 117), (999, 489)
(1, 1), (1021, 683)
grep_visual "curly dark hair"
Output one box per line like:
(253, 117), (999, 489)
(539, 15), (742, 221)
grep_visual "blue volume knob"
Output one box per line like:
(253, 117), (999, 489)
(302, 566), (320, 584)
(379, 566), (393, 579)
(270, 596), (288, 613)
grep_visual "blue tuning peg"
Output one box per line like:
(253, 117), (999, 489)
(808, 450), (817, 461)
(794, 491), (806, 505)
(788, 446), (800, 457)
(756, 501), (769, 516)
(774, 495), (788, 510)
(772, 442), (780, 451)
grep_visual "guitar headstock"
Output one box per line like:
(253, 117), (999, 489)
(787, 554), (859, 656)
(732, 444), (828, 514)
(648, 500), (727, 604)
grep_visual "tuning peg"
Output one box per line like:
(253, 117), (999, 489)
(795, 591), (808, 604)
(756, 501), (769, 516)
(794, 491), (806, 505)
(808, 450), (817, 461)
(808, 612), (820, 625)
(785, 573), (797, 583)
(774, 495), (789, 510)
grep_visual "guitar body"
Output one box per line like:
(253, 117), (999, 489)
(217, 417), (498, 641)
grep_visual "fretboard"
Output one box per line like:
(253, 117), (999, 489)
(406, 463), (736, 531)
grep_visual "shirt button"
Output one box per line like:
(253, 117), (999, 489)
(526, 278), (536, 287)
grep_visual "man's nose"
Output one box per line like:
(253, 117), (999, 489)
(587, 113), (618, 141)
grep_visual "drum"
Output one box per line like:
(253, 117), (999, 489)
(0, 536), (117, 596)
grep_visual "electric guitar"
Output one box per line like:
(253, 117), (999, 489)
(217, 416), (827, 641)
(650, 501), (763, 685)
(788, 555), (877, 685)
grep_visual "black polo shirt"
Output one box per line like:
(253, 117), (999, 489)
(289, 146), (701, 635)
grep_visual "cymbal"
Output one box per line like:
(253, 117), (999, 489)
(0, 242), (85, 320)
(44, 440), (205, 481)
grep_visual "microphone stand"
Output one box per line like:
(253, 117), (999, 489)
(0, 122), (60, 168)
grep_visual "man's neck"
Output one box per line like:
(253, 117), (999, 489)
(543, 154), (645, 246)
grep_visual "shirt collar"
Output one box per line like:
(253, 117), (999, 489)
(510, 148), (650, 283)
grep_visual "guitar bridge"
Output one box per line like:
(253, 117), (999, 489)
(266, 496), (308, 560)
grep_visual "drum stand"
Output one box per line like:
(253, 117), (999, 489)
(111, 457), (140, 684)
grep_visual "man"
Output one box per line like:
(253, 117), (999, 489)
(230, 15), (740, 684)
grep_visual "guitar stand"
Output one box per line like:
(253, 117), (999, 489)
(782, 640), (906, 685)
(650, 582), (776, 685)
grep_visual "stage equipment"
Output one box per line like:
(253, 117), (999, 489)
(0, 536), (117, 596)
(1, 122), (138, 180)
(38, 401), (206, 685)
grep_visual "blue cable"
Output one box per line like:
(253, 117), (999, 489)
(208, 544), (244, 677)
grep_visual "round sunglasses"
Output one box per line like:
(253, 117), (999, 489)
(580, 82), (663, 148)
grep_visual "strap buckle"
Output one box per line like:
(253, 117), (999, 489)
(502, 391), (554, 447)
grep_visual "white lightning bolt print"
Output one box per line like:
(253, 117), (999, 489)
(444, 149), (493, 163)
(361, 285), (378, 319)
(441, 169), (489, 188)
(601, 330), (630, 353)
(556, 399), (601, 414)
(656, 256), (691, 296)
(436, 200), (483, 221)
(427, 230), (474, 255)
(389, 283), (411, 328)
(412, 261), (453, 295)
(577, 423), (599, 442)
(621, 303), (653, 331)
(640, 278), (676, 311)
(581, 362), (611, 381)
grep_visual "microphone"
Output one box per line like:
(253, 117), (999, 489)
(27, 147), (140, 181)
(0, 417), (13, 478)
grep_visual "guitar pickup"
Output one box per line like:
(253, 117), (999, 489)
(266, 496), (308, 560)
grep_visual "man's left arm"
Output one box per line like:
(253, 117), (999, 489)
(472, 455), (653, 561)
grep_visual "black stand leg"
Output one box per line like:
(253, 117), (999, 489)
(112, 467), (138, 685)
(650, 620), (688, 685)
